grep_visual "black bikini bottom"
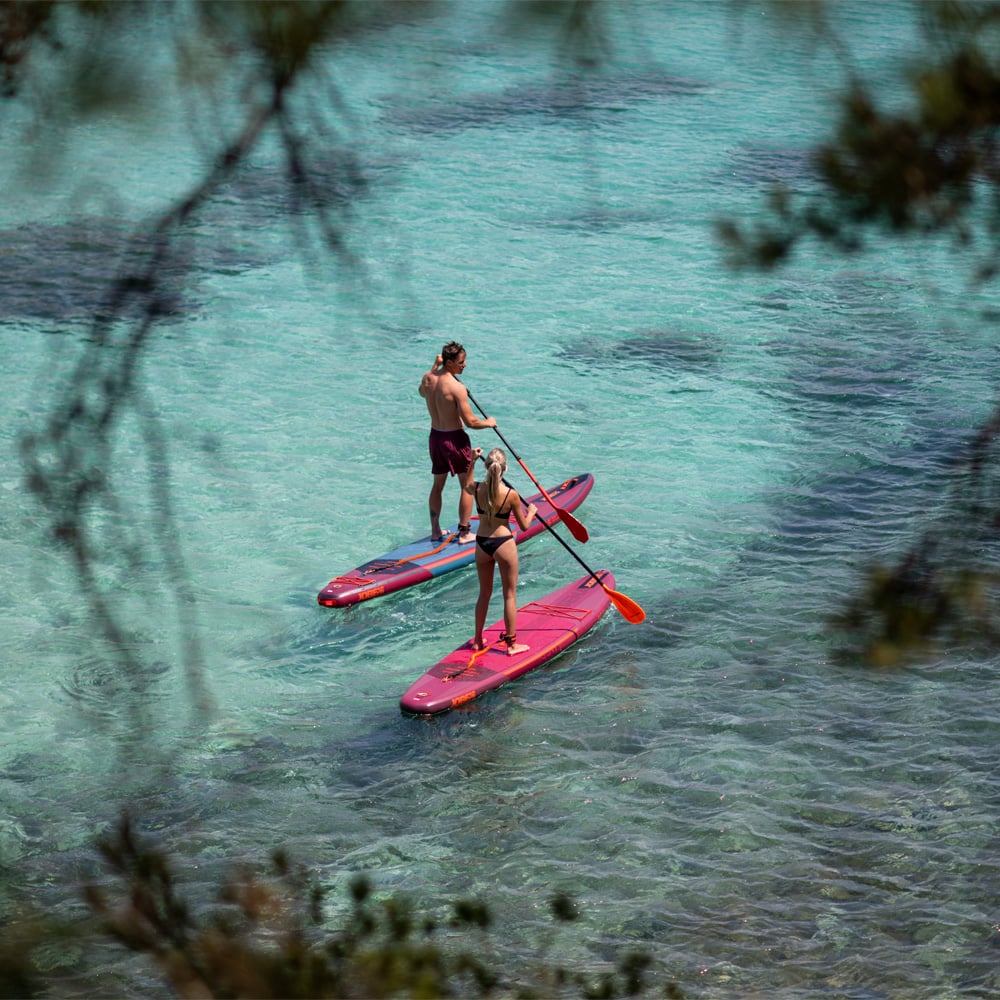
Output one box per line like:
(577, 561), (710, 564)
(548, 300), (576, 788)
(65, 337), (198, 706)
(476, 534), (514, 557)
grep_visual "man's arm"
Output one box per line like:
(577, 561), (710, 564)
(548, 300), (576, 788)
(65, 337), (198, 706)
(419, 355), (443, 398)
(456, 384), (497, 429)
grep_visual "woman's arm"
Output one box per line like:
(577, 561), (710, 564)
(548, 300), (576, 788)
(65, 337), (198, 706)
(511, 493), (537, 531)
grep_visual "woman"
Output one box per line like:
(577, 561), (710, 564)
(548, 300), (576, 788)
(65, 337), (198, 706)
(463, 447), (538, 655)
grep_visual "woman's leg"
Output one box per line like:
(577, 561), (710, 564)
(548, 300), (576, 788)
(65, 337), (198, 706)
(473, 548), (494, 649)
(495, 544), (528, 655)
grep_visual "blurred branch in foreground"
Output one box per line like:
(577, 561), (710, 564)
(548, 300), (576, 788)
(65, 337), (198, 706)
(73, 813), (682, 999)
(720, 0), (1000, 667)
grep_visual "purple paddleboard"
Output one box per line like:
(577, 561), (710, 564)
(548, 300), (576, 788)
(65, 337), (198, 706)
(318, 473), (593, 608)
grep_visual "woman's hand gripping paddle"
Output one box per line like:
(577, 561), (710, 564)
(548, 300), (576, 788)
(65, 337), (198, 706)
(465, 388), (590, 543)
(502, 477), (646, 624)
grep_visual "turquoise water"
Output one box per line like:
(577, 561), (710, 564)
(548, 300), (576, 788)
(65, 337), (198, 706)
(3, 2), (1000, 996)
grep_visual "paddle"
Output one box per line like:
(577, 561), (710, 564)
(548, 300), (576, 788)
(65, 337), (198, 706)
(502, 477), (646, 624)
(464, 387), (590, 543)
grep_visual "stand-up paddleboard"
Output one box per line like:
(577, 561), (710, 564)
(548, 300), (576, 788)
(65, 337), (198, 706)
(400, 570), (614, 715)
(317, 473), (593, 608)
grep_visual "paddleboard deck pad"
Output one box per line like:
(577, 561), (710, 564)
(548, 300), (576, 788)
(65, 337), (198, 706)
(400, 570), (614, 715)
(317, 473), (593, 608)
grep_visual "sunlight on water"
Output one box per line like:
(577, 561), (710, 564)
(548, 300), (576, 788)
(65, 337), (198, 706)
(2, 2), (1000, 996)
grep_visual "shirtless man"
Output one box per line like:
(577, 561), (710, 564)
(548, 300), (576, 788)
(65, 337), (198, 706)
(419, 341), (496, 543)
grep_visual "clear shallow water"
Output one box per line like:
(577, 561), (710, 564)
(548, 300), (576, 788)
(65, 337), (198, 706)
(3, 2), (1000, 996)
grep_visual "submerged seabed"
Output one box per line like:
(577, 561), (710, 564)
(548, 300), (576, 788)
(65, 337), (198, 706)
(2, 3), (999, 996)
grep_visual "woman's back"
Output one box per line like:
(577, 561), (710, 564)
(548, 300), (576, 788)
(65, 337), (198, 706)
(475, 482), (516, 526)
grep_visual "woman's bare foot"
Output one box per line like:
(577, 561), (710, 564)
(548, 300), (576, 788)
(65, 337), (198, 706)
(472, 637), (487, 651)
(457, 531), (475, 545)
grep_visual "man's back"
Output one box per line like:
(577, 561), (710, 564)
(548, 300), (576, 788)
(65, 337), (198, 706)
(419, 343), (495, 543)
(423, 371), (464, 431)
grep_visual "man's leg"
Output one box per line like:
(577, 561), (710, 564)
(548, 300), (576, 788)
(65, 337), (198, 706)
(457, 483), (474, 544)
(429, 472), (447, 539)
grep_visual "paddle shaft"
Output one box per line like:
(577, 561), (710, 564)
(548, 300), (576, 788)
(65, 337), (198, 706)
(462, 383), (643, 623)
(523, 489), (605, 583)
(464, 386), (589, 543)
(501, 476), (646, 624)
(466, 387), (548, 491)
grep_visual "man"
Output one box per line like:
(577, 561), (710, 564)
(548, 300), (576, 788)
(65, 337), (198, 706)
(419, 341), (496, 543)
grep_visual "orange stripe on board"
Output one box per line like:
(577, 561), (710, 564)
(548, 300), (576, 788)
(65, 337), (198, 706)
(395, 533), (454, 565)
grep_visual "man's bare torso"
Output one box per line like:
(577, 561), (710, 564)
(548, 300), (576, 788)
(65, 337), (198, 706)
(423, 372), (465, 431)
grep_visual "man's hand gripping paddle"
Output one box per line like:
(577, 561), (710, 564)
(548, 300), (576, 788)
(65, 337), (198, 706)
(465, 388), (590, 544)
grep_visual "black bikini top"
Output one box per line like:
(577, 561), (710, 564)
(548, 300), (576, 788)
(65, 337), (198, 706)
(476, 484), (513, 519)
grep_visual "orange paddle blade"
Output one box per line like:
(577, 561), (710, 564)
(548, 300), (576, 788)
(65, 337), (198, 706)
(605, 584), (646, 624)
(556, 505), (589, 543)
(526, 465), (589, 543)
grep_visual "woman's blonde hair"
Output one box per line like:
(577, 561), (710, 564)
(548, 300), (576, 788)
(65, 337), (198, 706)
(482, 448), (508, 517)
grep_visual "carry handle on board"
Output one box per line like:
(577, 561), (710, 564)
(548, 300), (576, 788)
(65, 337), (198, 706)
(502, 476), (646, 625)
(465, 386), (590, 544)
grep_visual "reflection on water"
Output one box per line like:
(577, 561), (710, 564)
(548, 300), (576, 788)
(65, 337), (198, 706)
(558, 330), (723, 376)
(383, 70), (710, 134)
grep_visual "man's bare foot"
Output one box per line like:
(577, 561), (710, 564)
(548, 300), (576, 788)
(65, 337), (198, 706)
(457, 531), (475, 545)
(506, 642), (529, 657)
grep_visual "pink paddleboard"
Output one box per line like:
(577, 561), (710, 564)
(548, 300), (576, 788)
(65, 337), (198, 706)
(400, 571), (614, 715)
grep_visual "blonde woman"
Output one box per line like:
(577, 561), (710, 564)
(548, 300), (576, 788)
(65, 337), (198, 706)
(463, 447), (538, 655)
